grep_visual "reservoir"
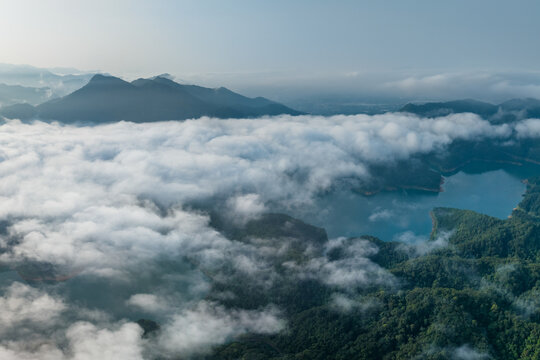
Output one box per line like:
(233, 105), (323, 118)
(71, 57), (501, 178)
(294, 166), (537, 241)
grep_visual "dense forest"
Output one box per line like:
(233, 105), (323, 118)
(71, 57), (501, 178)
(153, 177), (540, 359)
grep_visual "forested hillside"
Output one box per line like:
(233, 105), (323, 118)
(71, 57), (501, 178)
(195, 178), (540, 359)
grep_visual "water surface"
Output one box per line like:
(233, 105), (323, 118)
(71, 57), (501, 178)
(293, 168), (531, 241)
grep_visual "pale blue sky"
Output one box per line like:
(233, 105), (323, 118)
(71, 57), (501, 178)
(1, 1), (539, 75)
(1, 0), (540, 100)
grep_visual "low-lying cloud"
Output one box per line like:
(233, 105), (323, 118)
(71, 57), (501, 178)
(0, 114), (516, 274)
(0, 112), (533, 358)
(395, 231), (452, 257)
(157, 302), (283, 356)
(382, 71), (540, 103)
(284, 237), (398, 289)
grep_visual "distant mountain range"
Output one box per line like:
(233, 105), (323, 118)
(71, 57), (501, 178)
(0, 83), (53, 107)
(0, 63), (95, 95)
(0, 74), (302, 123)
(401, 98), (540, 123)
(2, 69), (540, 124)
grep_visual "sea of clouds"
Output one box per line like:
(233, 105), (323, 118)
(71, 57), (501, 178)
(0, 112), (533, 358)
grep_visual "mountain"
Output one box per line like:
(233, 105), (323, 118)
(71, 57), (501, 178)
(204, 177), (540, 359)
(400, 99), (499, 118)
(0, 83), (53, 107)
(0, 63), (96, 96)
(400, 98), (540, 124)
(0, 103), (38, 119)
(0, 74), (302, 123)
(499, 98), (540, 118)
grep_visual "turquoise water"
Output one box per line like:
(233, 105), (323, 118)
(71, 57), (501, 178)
(294, 168), (534, 241)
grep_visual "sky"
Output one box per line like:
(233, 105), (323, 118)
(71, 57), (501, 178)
(1, 1), (539, 77)
(1, 0), (540, 103)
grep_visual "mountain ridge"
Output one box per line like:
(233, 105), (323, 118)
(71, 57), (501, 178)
(400, 98), (540, 122)
(0, 74), (302, 123)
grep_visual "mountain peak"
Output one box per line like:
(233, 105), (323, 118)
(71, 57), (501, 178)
(151, 76), (180, 87)
(87, 74), (128, 86)
(153, 73), (175, 80)
(1, 73), (302, 123)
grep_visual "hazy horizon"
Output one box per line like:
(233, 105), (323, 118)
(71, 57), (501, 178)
(2, 0), (540, 106)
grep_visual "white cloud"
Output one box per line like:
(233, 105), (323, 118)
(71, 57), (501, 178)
(515, 118), (540, 138)
(66, 322), (144, 360)
(0, 282), (145, 360)
(0, 113), (531, 358)
(0, 282), (65, 330)
(329, 293), (379, 313)
(0, 114), (513, 276)
(0, 344), (65, 360)
(226, 193), (266, 225)
(157, 301), (284, 356)
(284, 237), (397, 289)
(368, 208), (394, 222)
(126, 294), (169, 313)
(380, 71), (540, 102)
(491, 80), (540, 100)
(0, 322), (145, 360)
(395, 231), (452, 256)
(452, 344), (491, 360)
(0, 281), (283, 359)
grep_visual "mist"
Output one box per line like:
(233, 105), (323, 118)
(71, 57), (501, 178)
(0, 112), (534, 358)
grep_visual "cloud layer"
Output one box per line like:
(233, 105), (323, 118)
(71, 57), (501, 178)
(0, 112), (531, 358)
